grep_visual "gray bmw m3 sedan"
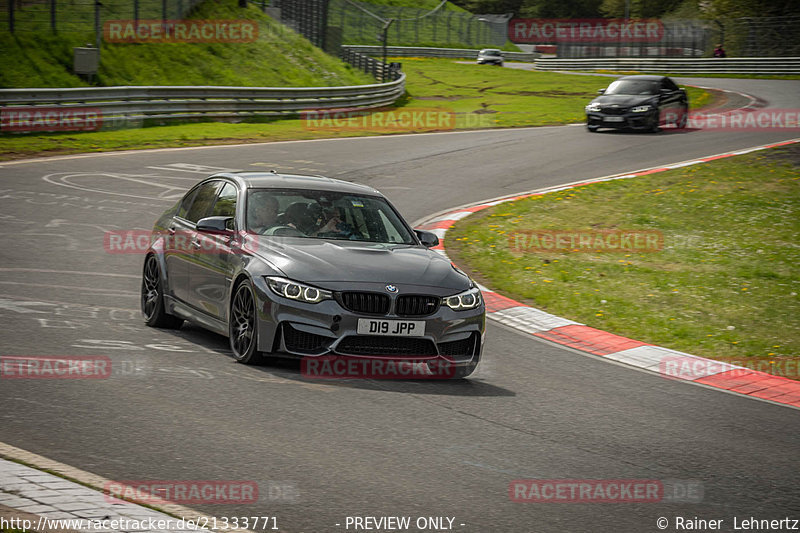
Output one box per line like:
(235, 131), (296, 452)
(141, 172), (485, 378)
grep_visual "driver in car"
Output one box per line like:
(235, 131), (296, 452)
(248, 194), (280, 234)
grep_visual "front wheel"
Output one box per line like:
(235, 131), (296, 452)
(677, 105), (689, 129)
(648, 114), (661, 133)
(230, 280), (263, 365)
(141, 255), (183, 329)
(451, 360), (479, 379)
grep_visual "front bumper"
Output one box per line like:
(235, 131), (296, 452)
(251, 277), (486, 368)
(586, 110), (656, 130)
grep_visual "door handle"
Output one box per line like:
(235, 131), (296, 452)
(168, 226), (176, 235)
(191, 239), (201, 249)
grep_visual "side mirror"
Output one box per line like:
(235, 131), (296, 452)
(196, 216), (233, 234)
(597, 88), (606, 94)
(415, 230), (439, 248)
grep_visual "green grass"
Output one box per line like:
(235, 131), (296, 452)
(446, 145), (800, 374)
(0, 0), (373, 88)
(0, 58), (711, 160)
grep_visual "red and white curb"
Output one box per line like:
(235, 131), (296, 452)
(416, 138), (800, 409)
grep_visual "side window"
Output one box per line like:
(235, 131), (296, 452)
(663, 78), (679, 92)
(184, 181), (222, 224)
(177, 187), (199, 220)
(212, 182), (238, 217)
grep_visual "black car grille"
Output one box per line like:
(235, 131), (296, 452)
(339, 292), (390, 315)
(600, 106), (627, 115)
(336, 336), (437, 357)
(283, 324), (332, 354)
(396, 295), (440, 317)
(437, 333), (478, 357)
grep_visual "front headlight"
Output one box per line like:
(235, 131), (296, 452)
(266, 276), (332, 304)
(586, 103), (601, 112)
(443, 287), (482, 311)
(631, 105), (652, 113)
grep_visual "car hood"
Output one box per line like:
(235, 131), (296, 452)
(245, 236), (470, 290)
(591, 94), (655, 107)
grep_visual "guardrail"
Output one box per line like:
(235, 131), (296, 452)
(533, 57), (800, 74)
(0, 75), (406, 131)
(340, 47), (402, 82)
(343, 45), (540, 62)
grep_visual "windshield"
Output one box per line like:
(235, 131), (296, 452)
(246, 188), (417, 245)
(482, 50), (501, 56)
(604, 79), (659, 95)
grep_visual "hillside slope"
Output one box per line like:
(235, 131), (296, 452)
(0, 0), (373, 88)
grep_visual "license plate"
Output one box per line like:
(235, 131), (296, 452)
(604, 116), (625, 122)
(357, 319), (425, 337)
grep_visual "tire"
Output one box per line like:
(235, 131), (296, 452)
(229, 279), (263, 365)
(648, 114), (661, 133)
(429, 357), (479, 379)
(451, 360), (479, 379)
(587, 125), (599, 132)
(141, 255), (183, 329)
(677, 105), (688, 129)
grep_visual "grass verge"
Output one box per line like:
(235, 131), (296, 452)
(0, 59), (710, 161)
(446, 144), (800, 378)
(0, 0), (373, 88)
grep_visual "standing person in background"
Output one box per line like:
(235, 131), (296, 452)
(713, 44), (727, 58)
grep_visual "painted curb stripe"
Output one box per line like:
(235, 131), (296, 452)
(534, 325), (649, 356)
(418, 138), (800, 409)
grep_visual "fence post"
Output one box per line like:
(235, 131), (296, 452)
(134, 0), (139, 23)
(396, 7), (403, 42)
(447, 11), (453, 43)
(9, 0), (14, 33)
(162, 0), (167, 23)
(95, 0), (101, 50)
(51, 0), (57, 33)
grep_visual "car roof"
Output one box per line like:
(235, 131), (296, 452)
(208, 172), (382, 196)
(616, 75), (667, 82)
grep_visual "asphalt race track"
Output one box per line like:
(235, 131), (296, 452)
(1, 77), (799, 532)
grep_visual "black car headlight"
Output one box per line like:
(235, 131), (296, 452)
(266, 276), (332, 304)
(631, 105), (653, 113)
(443, 287), (482, 311)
